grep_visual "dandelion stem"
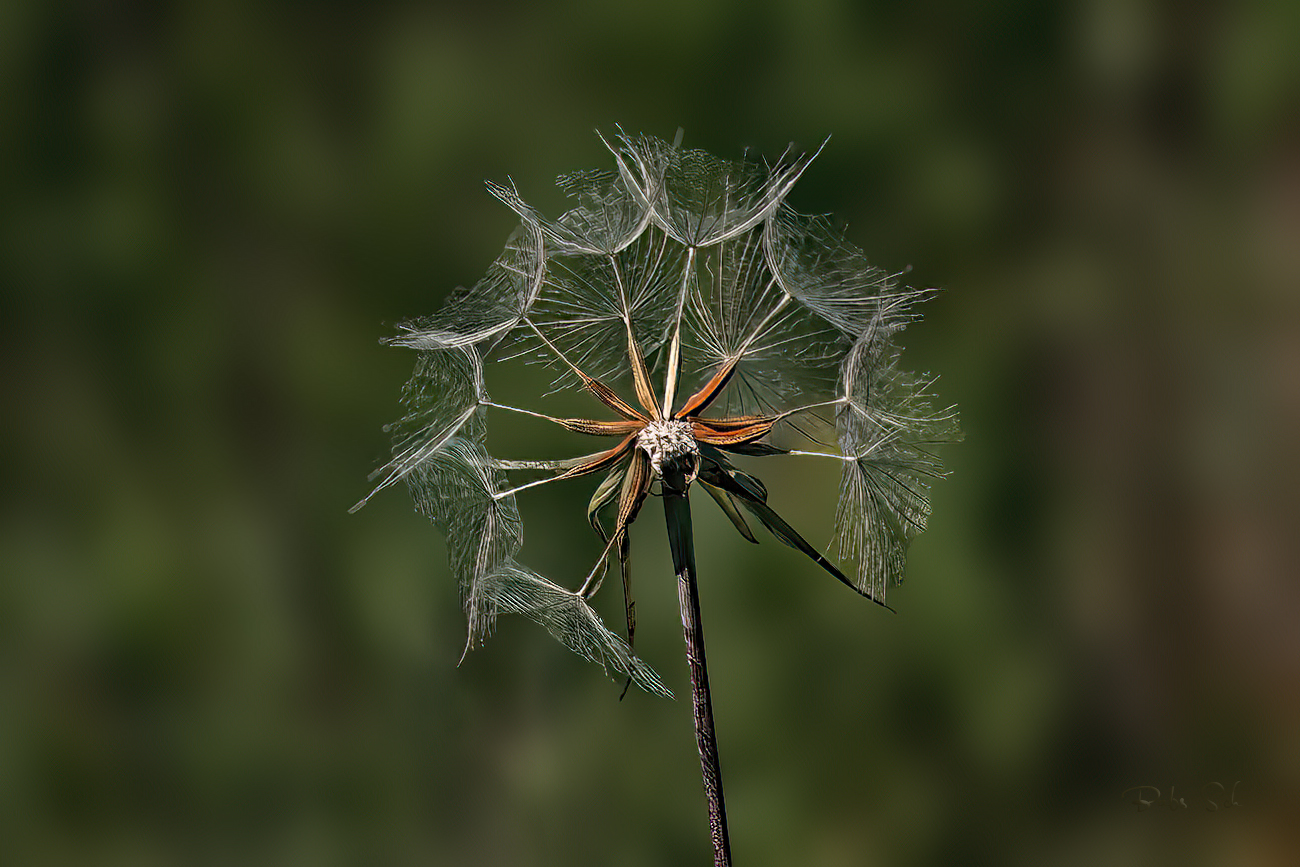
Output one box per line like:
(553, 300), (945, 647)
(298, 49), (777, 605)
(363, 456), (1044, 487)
(662, 467), (731, 867)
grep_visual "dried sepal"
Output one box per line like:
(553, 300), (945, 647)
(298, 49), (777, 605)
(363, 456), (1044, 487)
(587, 461), (627, 540)
(699, 482), (757, 544)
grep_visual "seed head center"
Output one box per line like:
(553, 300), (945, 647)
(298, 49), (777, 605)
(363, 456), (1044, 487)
(636, 419), (698, 476)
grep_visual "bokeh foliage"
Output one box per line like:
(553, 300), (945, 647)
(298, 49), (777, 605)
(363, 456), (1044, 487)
(3, 1), (1299, 865)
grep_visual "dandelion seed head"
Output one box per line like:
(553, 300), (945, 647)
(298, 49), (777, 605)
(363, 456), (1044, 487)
(361, 129), (959, 691)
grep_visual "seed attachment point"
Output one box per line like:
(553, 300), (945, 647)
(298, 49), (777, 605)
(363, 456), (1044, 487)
(636, 419), (698, 479)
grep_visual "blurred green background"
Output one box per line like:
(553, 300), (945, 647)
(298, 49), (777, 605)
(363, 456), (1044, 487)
(4, 1), (1299, 865)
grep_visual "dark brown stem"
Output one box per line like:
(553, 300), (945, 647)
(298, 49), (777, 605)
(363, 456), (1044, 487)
(663, 475), (732, 867)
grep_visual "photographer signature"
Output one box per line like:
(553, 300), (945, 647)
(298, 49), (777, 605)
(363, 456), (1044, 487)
(1122, 781), (1243, 812)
